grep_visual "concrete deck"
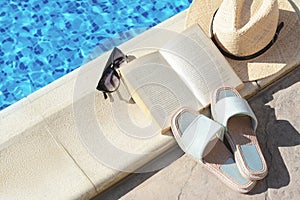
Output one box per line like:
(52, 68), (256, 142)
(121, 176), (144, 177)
(116, 66), (300, 200)
(0, 1), (299, 199)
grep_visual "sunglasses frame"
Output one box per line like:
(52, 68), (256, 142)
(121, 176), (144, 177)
(96, 47), (128, 99)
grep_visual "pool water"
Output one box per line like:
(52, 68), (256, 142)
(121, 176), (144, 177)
(0, 0), (192, 111)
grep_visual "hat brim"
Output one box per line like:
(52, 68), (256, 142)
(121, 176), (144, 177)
(185, 0), (300, 81)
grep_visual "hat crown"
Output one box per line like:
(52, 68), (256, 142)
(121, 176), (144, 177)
(212, 0), (279, 57)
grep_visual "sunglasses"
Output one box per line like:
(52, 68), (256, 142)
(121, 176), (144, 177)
(96, 47), (128, 99)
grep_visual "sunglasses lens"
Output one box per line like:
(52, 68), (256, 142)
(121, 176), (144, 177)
(97, 69), (120, 92)
(112, 48), (126, 66)
(103, 47), (126, 70)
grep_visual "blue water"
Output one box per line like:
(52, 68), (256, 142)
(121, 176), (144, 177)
(0, 0), (192, 111)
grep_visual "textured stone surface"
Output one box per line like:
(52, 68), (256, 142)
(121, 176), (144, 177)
(121, 67), (300, 200)
(0, 98), (43, 148)
(0, 122), (96, 200)
(250, 67), (300, 199)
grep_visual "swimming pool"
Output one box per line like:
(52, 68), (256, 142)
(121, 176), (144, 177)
(0, 0), (192, 111)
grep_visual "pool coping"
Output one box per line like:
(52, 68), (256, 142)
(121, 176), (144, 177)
(1, 6), (300, 199)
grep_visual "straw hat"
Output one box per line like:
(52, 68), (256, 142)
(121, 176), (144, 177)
(186, 0), (300, 81)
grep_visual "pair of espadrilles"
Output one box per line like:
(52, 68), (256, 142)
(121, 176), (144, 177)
(171, 87), (267, 193)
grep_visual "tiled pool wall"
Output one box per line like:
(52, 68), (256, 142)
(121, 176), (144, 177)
(0, 0), (192, 110)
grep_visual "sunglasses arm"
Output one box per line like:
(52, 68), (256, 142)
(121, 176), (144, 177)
(103, 92), (108, 99)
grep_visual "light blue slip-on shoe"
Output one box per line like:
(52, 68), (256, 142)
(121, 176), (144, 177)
(171, 108), (256, 193)
(211, 87), (268, 180)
